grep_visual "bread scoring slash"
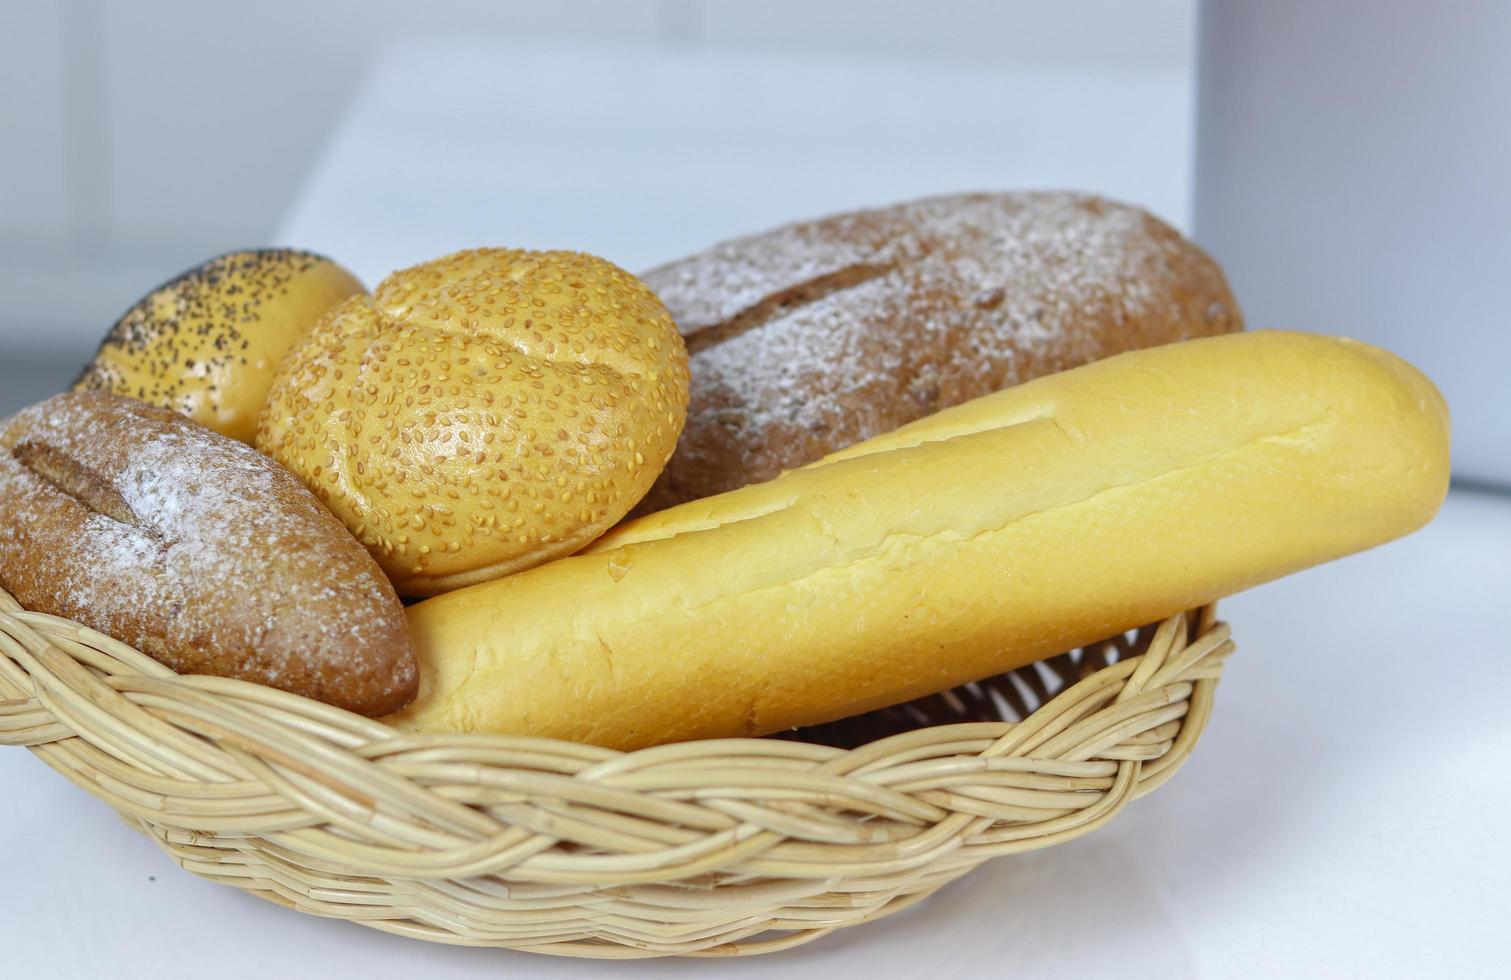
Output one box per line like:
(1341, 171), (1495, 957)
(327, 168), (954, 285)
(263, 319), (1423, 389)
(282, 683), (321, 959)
(0, 391), (416, 716)
(637, 191), (1243, 512)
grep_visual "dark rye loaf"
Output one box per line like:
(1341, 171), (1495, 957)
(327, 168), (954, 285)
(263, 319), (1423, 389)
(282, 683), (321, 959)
(0, 391), (416, 716)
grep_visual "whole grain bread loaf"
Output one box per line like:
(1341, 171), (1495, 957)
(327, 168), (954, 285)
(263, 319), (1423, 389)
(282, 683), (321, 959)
(0, 391), (417, 716)
(634, 191), (1243, 512)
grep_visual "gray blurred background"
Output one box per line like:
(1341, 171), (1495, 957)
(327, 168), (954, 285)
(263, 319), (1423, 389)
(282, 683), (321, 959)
(2, 1), (1504, 483)
(0, 0), (1193, 408)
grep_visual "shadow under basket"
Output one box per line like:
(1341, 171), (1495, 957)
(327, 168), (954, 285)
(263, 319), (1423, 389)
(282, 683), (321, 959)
(0, 588), (1233, 959)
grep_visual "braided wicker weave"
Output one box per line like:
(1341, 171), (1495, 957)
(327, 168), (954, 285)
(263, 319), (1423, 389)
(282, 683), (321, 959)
(0, 586), (1232, 958)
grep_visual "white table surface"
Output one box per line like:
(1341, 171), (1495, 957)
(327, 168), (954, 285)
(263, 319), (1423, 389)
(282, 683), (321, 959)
(5, 38), (1507, 980)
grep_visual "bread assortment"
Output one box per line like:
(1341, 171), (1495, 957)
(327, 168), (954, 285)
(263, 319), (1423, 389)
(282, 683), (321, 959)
(389, 332), (1449, 748)
(0, 191), (1451, 748)
(635, 192), (1243, 513)
(0, 391), (415, 715)
(256, 248), (690, 596)
(74, 249), (364, 444)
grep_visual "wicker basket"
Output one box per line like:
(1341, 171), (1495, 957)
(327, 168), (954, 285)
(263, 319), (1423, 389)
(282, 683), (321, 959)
(0, 586), (1232, 958)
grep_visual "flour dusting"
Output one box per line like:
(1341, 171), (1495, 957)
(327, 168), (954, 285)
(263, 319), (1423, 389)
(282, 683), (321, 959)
(0, 391), (415, 714)
(638, 192), (1241, 509)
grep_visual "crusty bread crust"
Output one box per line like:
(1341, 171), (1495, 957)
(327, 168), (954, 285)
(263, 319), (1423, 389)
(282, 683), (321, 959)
(256, 249), (690, 597)
(391, 332), (1448, 749)
(73, 249), (364, 444)
(0, 391), (416, 716)
(635, 191), (1242, 512)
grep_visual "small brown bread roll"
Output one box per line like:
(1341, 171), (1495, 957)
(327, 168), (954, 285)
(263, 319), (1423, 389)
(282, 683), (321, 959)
(634, 191), (1243, 512)
(0, 391), (416, 716)
(74, 249), (364, 444)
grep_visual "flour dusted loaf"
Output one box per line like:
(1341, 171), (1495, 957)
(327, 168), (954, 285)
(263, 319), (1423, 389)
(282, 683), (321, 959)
(74, 249), (364, 443)
(0, 391), (416, 716)
(636, 191), (1242, 512)
(389, 331), (1449, 749)
(258, 249), (690, 596)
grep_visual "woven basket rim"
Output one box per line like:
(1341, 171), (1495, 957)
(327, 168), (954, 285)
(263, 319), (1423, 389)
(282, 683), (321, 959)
(0, 587), (1233, 958)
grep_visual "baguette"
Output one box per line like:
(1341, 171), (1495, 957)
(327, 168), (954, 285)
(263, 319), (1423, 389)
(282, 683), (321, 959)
(387, 331), (1450, 748)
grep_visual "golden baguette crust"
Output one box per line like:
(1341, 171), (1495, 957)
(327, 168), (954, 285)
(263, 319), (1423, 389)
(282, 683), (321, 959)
(635, 191), (1242, 513)
(389, 332), (1449, 748)
(0, 391), (417, 716)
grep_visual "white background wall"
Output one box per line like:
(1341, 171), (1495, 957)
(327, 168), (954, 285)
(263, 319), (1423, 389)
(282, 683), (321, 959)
(0, 0), (1193, 356)
(1194, 0), (1510, 485)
